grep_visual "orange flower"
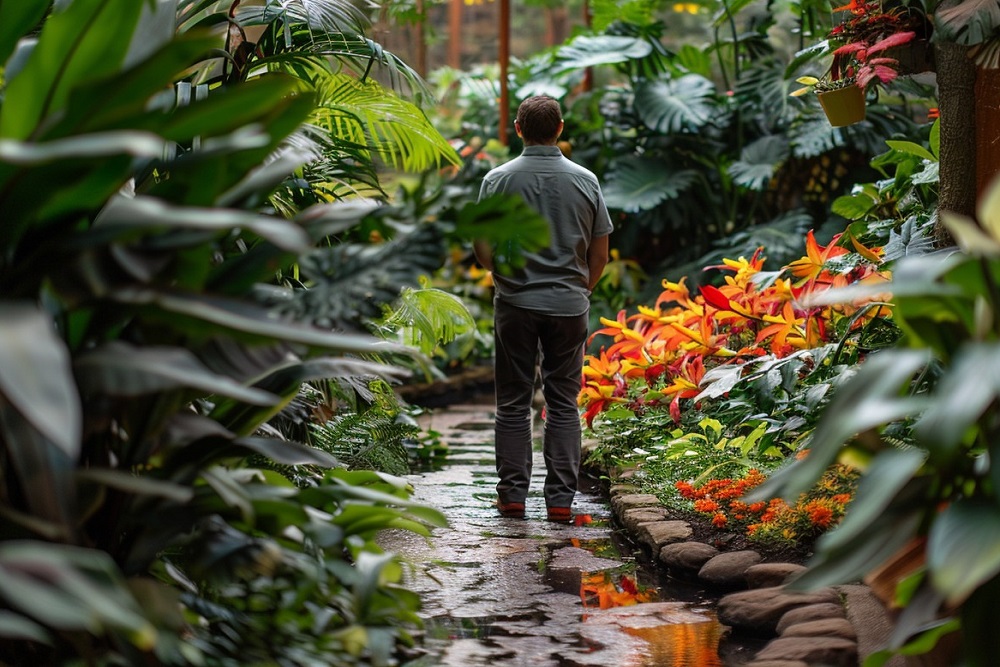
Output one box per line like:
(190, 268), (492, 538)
(694, 499), (720, 513)
(712, 513), (728, 528)
(787, 230), (849, 285)
(805, 501), (835, 528)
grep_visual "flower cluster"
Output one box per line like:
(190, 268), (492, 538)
(827, 0), (919, 90)
(676, 465), (857, 543)
(579, 231), (891, 427)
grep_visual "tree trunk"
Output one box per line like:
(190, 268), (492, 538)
(933, 2), (977, 246)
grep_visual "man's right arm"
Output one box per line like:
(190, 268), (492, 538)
(587, 234), (609, 291)
(473, 239), (494, 271)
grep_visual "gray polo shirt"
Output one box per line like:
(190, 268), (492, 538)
(478, 145), (613, 316)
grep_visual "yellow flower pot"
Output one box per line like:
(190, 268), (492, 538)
(817, 85), (866, 127)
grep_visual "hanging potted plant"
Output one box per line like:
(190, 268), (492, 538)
(791, 0), (920, 127)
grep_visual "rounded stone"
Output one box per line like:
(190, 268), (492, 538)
(659, 541), (719, 572)
(751, 635), (857, 666)
(621, 507), (669, 532)
(638, 520), (693, 549)
(698, 550), (763, 588)
(781, 618), (856, 640)
(745, 562), (808, 589)
(717, 586), (841, 634)
(775, 603), (847, 634)
(610, 493), (661, 514)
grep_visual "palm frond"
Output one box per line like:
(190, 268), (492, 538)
(235, 0), (369, 39)
(936, 0), (1000, 46)
(378, 287), (476, 357)
(311, 72), (460, 173)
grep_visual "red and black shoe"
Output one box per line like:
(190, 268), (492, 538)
(546, 506), (573, 523)
(496, 499), (526, 518)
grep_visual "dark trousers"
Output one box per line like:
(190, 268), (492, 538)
(493, 300), (589, 509)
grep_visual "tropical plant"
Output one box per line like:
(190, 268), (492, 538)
(580, 232), (892, 429)
(791, 0), (921, 100)
(176, 0), (461, 206)
(0, 1), (550, 663)
(747, 174), (1000, 666)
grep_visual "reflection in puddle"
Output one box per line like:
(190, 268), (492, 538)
(622, 620), (724, 667)
(580, 570), (658, 610)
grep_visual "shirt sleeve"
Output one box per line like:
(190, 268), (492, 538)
(593, 184), (613, 238)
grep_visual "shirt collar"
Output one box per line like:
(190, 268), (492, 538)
(521, 145), (562, 157)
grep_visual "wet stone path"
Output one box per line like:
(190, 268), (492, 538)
(381, 402), (762, 666)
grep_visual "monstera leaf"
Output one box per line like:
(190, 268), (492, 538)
(634, 74), (716, 134)
(552, 35), (653, 73)
(602, 156), (697, 212)
(729, 135), (791, 191)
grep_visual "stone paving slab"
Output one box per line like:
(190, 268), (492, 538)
(378, 403), (748, 666)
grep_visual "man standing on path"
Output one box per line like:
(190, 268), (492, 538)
(474, 95), (612, 523)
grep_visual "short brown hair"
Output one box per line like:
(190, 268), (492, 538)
(515, 96), (562, 144)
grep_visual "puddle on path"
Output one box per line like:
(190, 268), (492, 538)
(380, 404), (764, 666)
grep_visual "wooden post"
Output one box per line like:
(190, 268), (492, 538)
(415, 0), (427, 77)
(449, 0), (462, 69)
(976, 65), (1000, 198)
(499, 0), (510, 145)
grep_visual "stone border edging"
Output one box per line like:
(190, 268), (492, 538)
(605, 483), (902, 667)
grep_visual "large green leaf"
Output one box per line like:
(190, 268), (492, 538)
(0, 1), (48, 66)
(44, 33), (221, 139)
(0, 609), (51, 643)
(728, 135), (790, 191)
(73, 342), (279, 405)
(914, 343), (1000, 460)
(96, 195), (312, 253)
(747, 349), (933, 502)
(602, 156), (697, 212)
(0, 0), (145, 140)
(0, 303), (81, 458)
(0, 402), (77, 530)
(928, 499), (1000, 606)
(0, 542), (152, 637)
(109, 287), (407, 355)
(634, 75), (716, 134)
(233, 437), (340, 467)
(552, 35), (653, 73)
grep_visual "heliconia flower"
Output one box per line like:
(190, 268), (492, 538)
(787, 230), (849, 284)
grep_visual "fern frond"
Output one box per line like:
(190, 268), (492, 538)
(309, 410), (417, 475)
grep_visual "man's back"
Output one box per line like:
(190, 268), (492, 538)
(479, 144), (612, 316)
